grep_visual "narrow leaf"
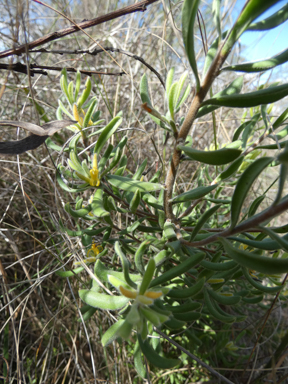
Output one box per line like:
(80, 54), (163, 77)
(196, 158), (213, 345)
(189, 204), (221, 241)
(201, 83), (288, 109)
(166, 68), (175, 95)
(79, 290), (129, 310)
(171, 185), (217, 203)
(94, 116), (122, 155)
(220, 238), (288, 274)
(182, 0), (201, 91)
(179, 145), (242, 165)
(221, 0), (280, 56)
(248, 3), (288, 31)
(230, 157), (273, 228)
(138, 335), (180, 369)
(197, 76), (244, 118)
(106, 175), (163, 192)
(222, 48), (288, 73)
(115, 241), (137, 289)
(101, 319), (125, 346)
(150, 252), (205, 288)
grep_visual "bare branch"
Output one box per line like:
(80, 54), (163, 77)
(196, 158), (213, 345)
(0, 0), (160, 59)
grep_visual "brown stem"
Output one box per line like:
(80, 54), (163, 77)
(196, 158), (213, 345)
(0, 0), (160, 59)
(164, 50), (226, 220)
(181, 197), (288, 248)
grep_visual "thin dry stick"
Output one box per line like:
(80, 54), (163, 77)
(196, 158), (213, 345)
(0, 0), (160, 59)
(154, 327), (235, 384)
(242, 273), (288, 382)
(0, 62), (124, 77)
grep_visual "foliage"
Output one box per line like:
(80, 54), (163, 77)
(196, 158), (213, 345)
(2, 0), (288, 383)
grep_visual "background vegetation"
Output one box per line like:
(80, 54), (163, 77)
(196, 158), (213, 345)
(1, 0), (288, 383)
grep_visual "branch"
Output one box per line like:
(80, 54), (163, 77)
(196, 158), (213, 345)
(0, 0), (160, 59)
(30, 47), (165, 88)
(163, 49), (226, 220)
(0, 62), (124, 77)
(180, 197), (288, 248)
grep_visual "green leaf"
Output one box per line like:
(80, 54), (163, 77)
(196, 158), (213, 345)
(106, 175), (163, 192)
(58, 99), (74, 120)
(167, 277), (205, 299)
(241, 113), (261, 148)
(116, 319), (134, 340)
(179, 146), (242, 165)
(242, 267), (282, 294)
(142, 193), (163, 210)
(65, 202), (91, 218)
(94, 260), (142, 284)
(83, 98), (98, 128)
(133, 158), (147, 180)
(200, 259), (237, 271)
(272, 107), (288, 130)
(139, 258), (156, 295)
(79, 290), (129, 310)
(171, 184), (217, 204)
(138, 335), (180, 369)
(80, 305), (97, 322)
(140, 73), (152, 105)
(248, 3), (288, 30)
(56, 267), (84, 277)
(214, 156), (244, 183)
(164, 301), (201, 313)
(221, 0), (280, 56)
(94, 116), (122, 155)
(189, 204), (221, 241)
(229, 234), (288, 251)
(91, 189), (110, 217)
(219, 238), (288, 274)
(74, 70), (81, 101)
(207, 288), (241, 305)
(101, 319), (125, 346)
(166, 68), (175, 95)
(115, 241), (137, 289)
(212, 0), (221, 38)
(173, 311), (201, 322)
(168, 82), (178, 121)
(163, 220), (177, 241)
(77, 77), (92, 108)
(230, 157), (273, 228)
(134, 340), (147, 379)
(175, 72), (188, 107)
(176, 83), (191, 110)
(260, 226), (288, 253)
(135, 240), (150, 274)
(67, 81), (74, 105)
(150, 252), (205, 288)
(222, 48), (288, 73)
(248, 195), (265, 217)
(182, 0), (201, 91)
(129, 188), (141, 213)
(56, 168), (89, 192)
(201, 83), (288, 109)
(196, 76), (243, 118)
(270, 125), (288, 142)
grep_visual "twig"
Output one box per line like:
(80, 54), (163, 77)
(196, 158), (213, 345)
(242, 273), (288, 382)
(180, 197), (288, 248)
(154, 327), (235, 384)
(0, 0), (160, 59)
(30, 47), (165, 88)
